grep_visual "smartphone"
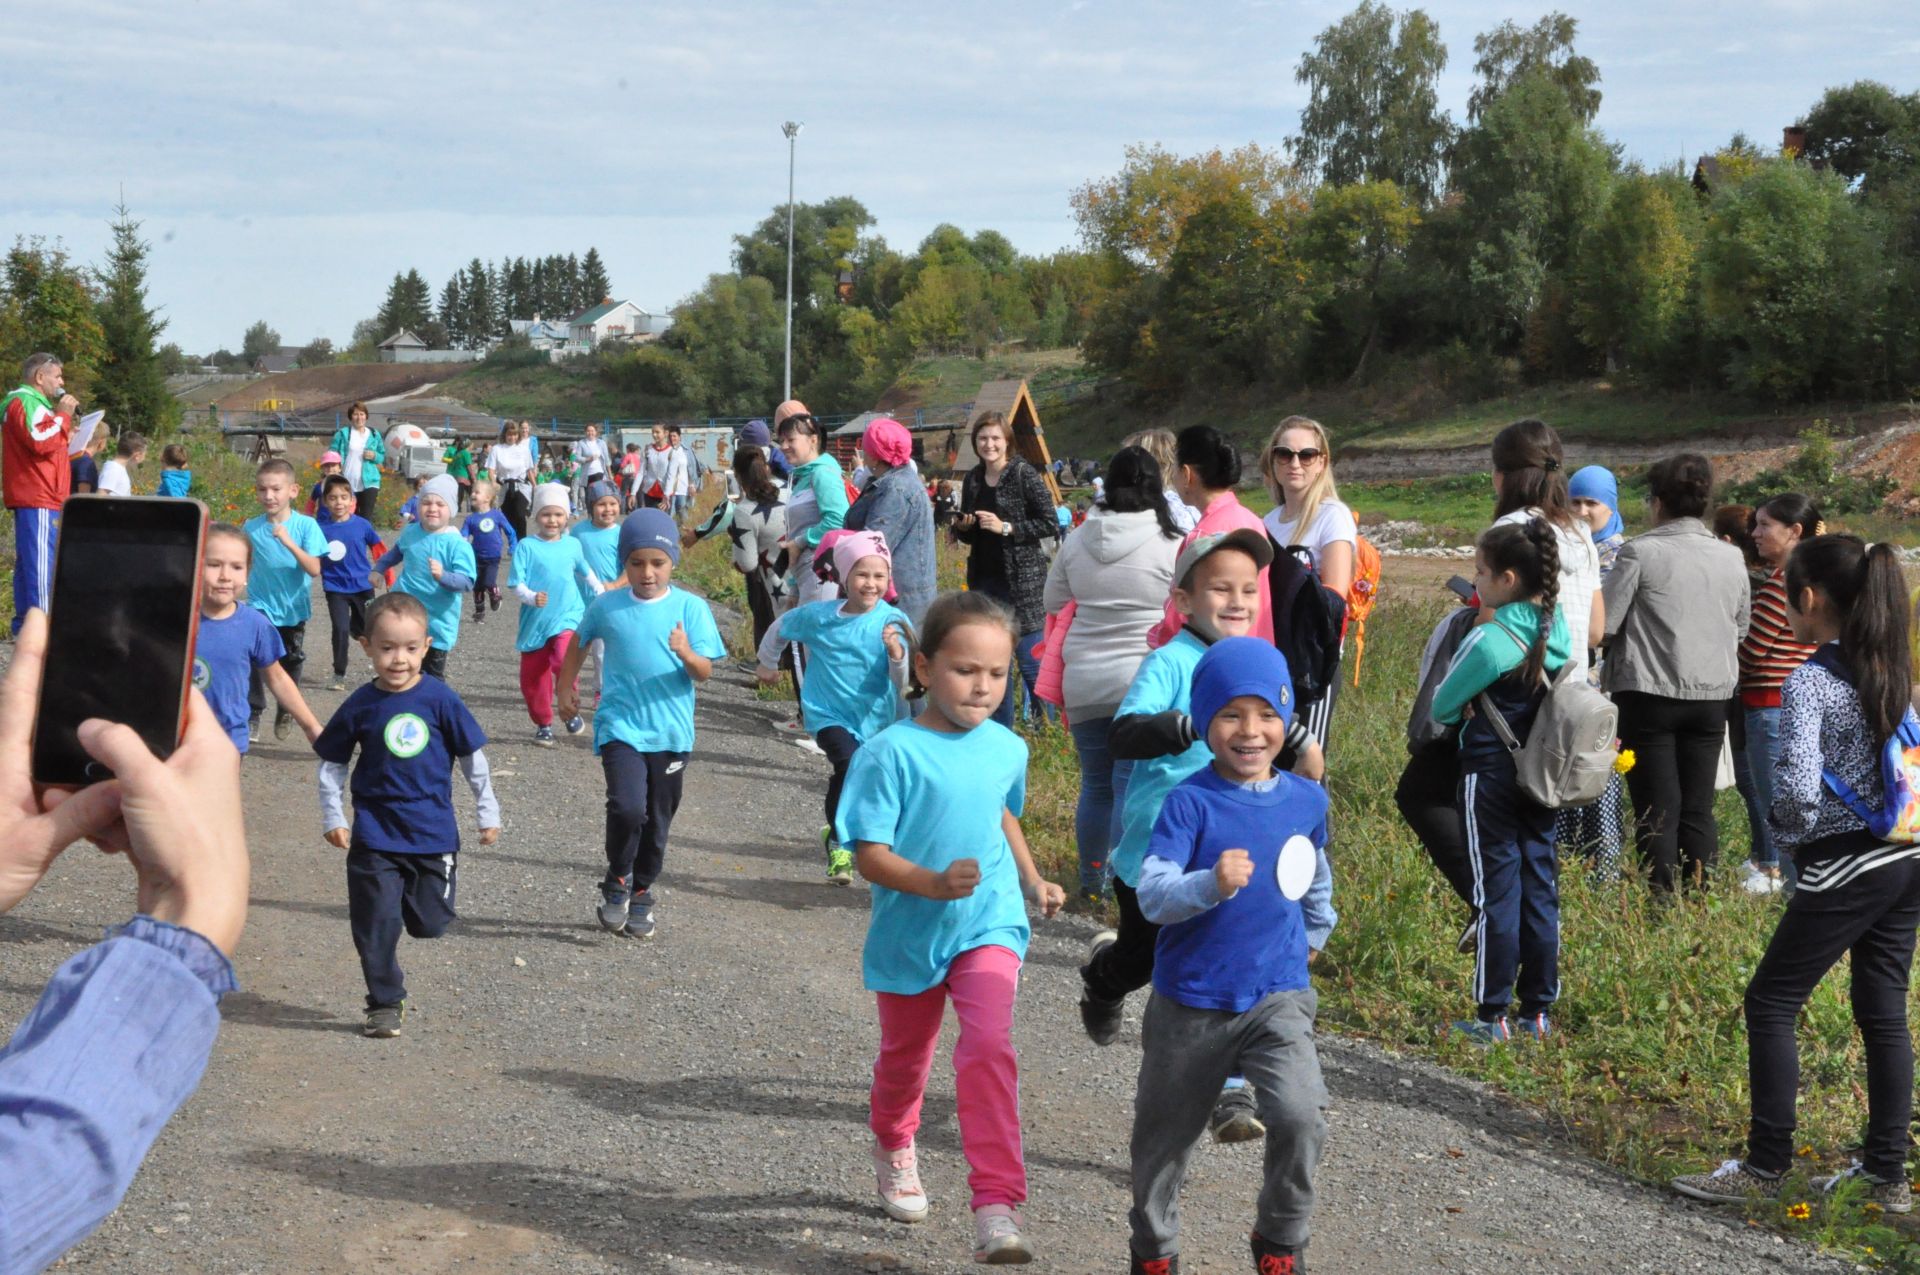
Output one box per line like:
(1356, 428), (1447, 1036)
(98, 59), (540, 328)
(31, 496), (208, 786)
(1445, 575), (1476, 602)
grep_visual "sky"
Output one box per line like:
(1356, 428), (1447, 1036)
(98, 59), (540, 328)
(7, 0), (1917, 355)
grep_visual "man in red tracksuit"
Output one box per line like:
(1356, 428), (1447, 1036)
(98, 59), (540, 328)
(3, 354), (77, 635)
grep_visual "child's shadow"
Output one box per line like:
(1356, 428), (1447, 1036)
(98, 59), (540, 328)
(220, 990), (352, 1034)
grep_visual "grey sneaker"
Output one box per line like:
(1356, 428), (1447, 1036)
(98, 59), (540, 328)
(327, 679), (348, 692)
(247, 716), (261, 744)
(971, 1204), (1033, 1264)
(1815, 1160), (1914, 1213)
(273, 707), (291, 740)
(624, 890), (657, 940)
(1209, 1084), (1265, 1145)
(362, 1003), (404, 1038)
(596, 886), (630, 933)
(1671, 1158), (1782, 1204)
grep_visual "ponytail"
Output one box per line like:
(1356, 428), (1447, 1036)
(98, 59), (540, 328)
(1786, 535), (1913, 745)
(1477, 518), (1562, 686)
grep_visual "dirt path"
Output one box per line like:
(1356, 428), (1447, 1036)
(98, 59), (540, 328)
(0, 586), (1846, 1274)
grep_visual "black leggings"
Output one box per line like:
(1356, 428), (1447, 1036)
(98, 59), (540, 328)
(500, 483), (531, 542)
(354, 487), (379, 522)
(248, 622), (307, 717)
(1745, 855), (1920, 1179)
(1081, 879), (1159, 1005)
(325, 590), (373, 677)
(1616, 693), (1726, 892)
(1396, 740), (1473, 908)
(745, 572), (776, 652)
(422, 647), (448, 681)
(816, 725), (860, 826)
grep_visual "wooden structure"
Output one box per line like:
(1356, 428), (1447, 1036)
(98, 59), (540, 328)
(964, 379), (1062, 504)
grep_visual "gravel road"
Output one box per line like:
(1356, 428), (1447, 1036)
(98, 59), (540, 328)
(0, 585), (1852, 1274)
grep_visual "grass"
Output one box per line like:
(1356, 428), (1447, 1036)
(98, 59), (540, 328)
(878, 349), (1090, 417)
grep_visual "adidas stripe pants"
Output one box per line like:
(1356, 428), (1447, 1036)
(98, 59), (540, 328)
(10, 506), (57, 636)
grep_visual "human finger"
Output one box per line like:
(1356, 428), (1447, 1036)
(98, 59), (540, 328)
(0, 610), (50, 771)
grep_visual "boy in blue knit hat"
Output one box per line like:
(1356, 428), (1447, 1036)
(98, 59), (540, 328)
(1128, 636), (1330, 1275)
(556, 508), (726, 939)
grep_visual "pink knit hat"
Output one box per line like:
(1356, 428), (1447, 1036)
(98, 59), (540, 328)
(861, 417), (912, 468)
(829, 530), (891, 584)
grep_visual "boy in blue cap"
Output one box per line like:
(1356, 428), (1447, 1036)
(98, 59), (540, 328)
(557, 508), (726, 939)
(1128, 636), (1330, 1275)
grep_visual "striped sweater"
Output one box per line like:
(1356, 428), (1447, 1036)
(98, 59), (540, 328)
(1738, 570), (1816, 706)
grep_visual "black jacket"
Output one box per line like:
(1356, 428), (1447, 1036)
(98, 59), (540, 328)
(954, 457), (1054, 634)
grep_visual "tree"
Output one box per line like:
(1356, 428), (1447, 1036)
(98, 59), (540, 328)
(1572, 172), (1697, 373)
(1798, 81), (1920, 193)
(658, 273), (785, 414)
(90, 203), (178, 433)
(1072, 143), (1301, 270)
(580, 247), (611, 305)
(374, 270), (431, 338)
(732, 196), (877, 396)
(296, 337), (334, 368)
(1288, 1), (1453, 204)
(0, 238), (105, 398)
(240, 320), (281, 364)
(438, 276), (464, 347)
(1301, 179), (1421, 381)
(155, 342), (186, 375)
(463, 258), (499, 346)
(1467, 13), (1601, 125)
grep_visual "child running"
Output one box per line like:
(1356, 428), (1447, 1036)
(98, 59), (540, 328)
(836, 591), (1066, 1265)
(1129, 637), (1330, 1275)
(243, 458), (328, 742)
(194, 522), (322, 752)
(308, 452), (343, 514)
(316, 474), (385, 691)
(755, 530), (912, 884)
(513, 483), (601, 746)
(556, 509), (726, 940)
(1431, 518), (1569, 1043)
(157, 443), (192, 498)
(570, 479), (626, 705)
(461, 481), (517, 621)
(316, 591), (501, 1039)
(1673, 535), (1919, 1213)
(383, 474), (477, 682)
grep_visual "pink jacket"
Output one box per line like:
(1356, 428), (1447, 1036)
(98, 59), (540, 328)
(1145, 491), (1273, 648)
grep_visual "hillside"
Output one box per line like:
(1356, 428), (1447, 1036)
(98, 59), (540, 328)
(211, 362), (478, 415)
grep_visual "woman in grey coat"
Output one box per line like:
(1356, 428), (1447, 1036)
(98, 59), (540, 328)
(844, 417), (937, 628)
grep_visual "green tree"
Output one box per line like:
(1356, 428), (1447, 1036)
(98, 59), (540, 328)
(240, 320), (281, 364)
(1572, 171), (1697, 374)
(1467, 13), (1601, 125)
(375, 270), (431, 338)
(91, 203), (178, 433)
(580, 247), (611, 304)
(0, 238), (105, 398)
(1798, 81), (1920, 193)
(732, 196), (875, 397)
(437, 276), (463, 347)
(462, 258), (499, 347)
(1288, 1), (1453, 205)
(296, 337), (334, 368)
(1072, 143), (1300, 270)
(659, 273), (784, 414)
(155, 342), (186, 375)
(1301, 179), (1420, 381)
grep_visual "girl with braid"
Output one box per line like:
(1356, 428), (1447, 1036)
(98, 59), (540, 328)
(1431, 519), (1569, 1044)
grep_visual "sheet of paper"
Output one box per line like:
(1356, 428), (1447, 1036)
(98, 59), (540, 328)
(66, 410), (103, 456)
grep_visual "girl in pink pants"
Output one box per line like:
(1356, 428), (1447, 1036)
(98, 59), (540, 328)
(835, 592), (1066, 1265)
(511, 483), (602, 746)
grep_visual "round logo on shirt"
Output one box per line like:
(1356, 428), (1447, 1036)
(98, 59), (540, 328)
(1275, 834), (1315, 901)
(326, 540), (347, 562)
(191, 657), (210, 690)
(479, 518), (495, 533)
(384, 712), (430, 759)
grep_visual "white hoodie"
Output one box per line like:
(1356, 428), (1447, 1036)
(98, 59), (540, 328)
(1042, 507), (1182, 719)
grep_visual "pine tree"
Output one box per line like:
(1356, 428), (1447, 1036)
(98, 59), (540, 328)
(462, 258), (497, 347)
(401, 270), (433, 330)
(438, 275), (464, 348)
(528, 258), (547, 317)
(564, 253), (582, 313)
(581, 247), (611, 306)
(91, 202), (177, 433)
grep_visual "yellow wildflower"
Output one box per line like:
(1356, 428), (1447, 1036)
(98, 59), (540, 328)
(1796, 1145), (1816, 1157)
(1614, 749), (1637, 775)
(1786, 1202), (1811, 1220)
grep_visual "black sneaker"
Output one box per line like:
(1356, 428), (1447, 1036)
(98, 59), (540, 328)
(1251, 1231), (1303, 1274)
(596, 885), (631, 933)
(489, 589), (501, 612)
(1079, 993), (1123, 1046)
(1210, 1084), (1265, 1144)
(363, 1003), (405, 1038)
(625, 889), (657, 940)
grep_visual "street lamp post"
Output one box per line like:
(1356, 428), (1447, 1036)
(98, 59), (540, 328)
(782, 121), (803, 401)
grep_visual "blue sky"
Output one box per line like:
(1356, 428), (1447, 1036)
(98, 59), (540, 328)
(8, 0), (1916, 354)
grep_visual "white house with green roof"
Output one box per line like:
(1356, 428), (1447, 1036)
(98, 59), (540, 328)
(567, 299), (652, 349)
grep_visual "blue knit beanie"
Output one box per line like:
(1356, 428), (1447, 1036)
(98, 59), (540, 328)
(586, 480), (621, 508)
(1190, 637), (1295, 741)
(617, 507), (681, 567)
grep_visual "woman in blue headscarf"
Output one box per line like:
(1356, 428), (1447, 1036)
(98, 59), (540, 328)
(1563, 464), (1629, 879)
(1569, 465), (1627, 575)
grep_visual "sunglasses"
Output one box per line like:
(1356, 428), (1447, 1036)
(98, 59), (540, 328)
(1270, 447), (1324, 466)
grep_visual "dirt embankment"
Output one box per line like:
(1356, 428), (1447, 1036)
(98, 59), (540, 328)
(214, 364), (477, 415)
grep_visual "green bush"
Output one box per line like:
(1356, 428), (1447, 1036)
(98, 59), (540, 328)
(1721, 422), (1896, 515)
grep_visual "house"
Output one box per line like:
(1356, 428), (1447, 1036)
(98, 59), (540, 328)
(253, 349), (300, 374)
(377, 329), (428, 364)
(1693, 125), (1825, 196)
(566, 299), (660, 349)
(508, 316), (573, 353)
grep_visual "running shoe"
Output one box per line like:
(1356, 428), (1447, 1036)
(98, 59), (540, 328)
(873, 1139), (929, 1223)
(1449, 1016), (1512, 1046)
(247, 716), (261, 744)
(1251, 1231), (1303, 1274)
(533, 725), (555, 748)
(1514, 1013), (1552, 1041)
(362, 1003), (405, 1038)
(1209, 1084), (1265, 1144)
(273, 707), (292, 740)
(971, 1204), (1034, 1264)
(596, 884), (630, 933)
(624, 889), (657, 940)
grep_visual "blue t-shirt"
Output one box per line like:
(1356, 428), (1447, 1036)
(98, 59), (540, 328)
(398, 495), (419, 526)
(569, 521), (622, 606)
(779, 599), (911, 742)
(317, 512), (384, 595)
(243, 513), (328, 627)
(574, 586), (725, 755)
(835, 720), (1031, 995)
(512, 535), (593, 652)
(158, 469), (192, 498)
(313, 675), (489, 855)
(70, 454), (99, 491)
(1146, 767), (1329, 1013)
(389, 524), (479, 651)
(462, 510), (516, 563)
(192, 603), (283, 753)
(1111, 629), (1212, 886)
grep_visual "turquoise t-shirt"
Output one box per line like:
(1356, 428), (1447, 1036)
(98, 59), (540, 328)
(569, 521), (622, 607)
(835, 720), (1031, 995)
(780, 599), (911, 742)
(574, 586), (726, 755)
(512, 535), (593, 653)
(390, 524), (479, 651)
(243, 513), (328, 626)
(1110, 629), (1211, 887)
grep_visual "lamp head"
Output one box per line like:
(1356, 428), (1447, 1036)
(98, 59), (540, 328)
(782, 121), (803, 139)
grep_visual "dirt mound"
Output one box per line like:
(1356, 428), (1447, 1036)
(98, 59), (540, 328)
(215, 363), (474, 415)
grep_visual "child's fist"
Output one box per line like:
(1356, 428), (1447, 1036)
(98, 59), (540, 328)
(1214, 848), (1253, 896)
(478, 826), (500, 846)
(883, 625), (907, 661)
(668, 622), (692, 659)
(428, 557), (444, 580)
(1029, 878), (1066, 918)
(940, 858), (981, 899)
(533, 591), (548, 608)
(755, 667), (782, 687)
(324, 827), (350, 849)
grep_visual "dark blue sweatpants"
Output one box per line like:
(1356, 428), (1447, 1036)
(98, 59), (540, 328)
(1461, 763), (1559, 1022)
(348, 843), (458, 1009)
(601, 744), (688, 897)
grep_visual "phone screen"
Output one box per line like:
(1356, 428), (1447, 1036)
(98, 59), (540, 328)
(32, 497), (207, 786)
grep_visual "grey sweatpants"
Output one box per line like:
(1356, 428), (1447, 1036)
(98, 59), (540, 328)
(1128, 987), (1327, 1259)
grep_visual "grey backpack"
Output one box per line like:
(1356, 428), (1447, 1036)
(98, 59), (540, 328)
(1476, 619), (1619, 810)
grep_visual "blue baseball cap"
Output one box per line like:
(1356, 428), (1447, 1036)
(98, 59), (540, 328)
(1190, 636), (1295, 740)
(617, 507), (681, 567)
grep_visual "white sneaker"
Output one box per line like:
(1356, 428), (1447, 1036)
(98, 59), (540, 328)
(873, 1140), (929, 1223)
(1087, 929), (1118, 962)
(971, 1204), (1034, 1264)
(792, 736), (826, 757)
(1741, 861), (1775, 895)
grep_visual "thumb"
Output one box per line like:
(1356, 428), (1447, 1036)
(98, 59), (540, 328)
(76, 719), (171, 791)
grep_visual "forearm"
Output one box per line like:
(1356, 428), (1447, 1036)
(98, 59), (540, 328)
(1301, 845), (1337, 951)
(1109, 710), (1195, 761)
(754, 614), (790, 669)
(678, 649), (713, 683)
(513, 582), (539, 605)
(438, 570), (474, 593)
(289, 546), (322, 576)
(1137, 854), (1226, 924)
(459, 750), (501, 830)
(318, 760), (350, 831)
(852, 842), (951, 898)
(556, 643), (588, 695)
(263, 666), (319, 736)
(1002, 810), (1045, 896)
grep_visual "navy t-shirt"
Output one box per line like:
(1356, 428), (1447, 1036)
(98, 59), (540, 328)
(313, 675), (488, 854)
(70, 455), (100, 491)
(317, 511), (384, 595)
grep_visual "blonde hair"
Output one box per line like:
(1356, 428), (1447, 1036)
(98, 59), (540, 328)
(471, 480), (498, 505)
(1260, 415), (1339, 535)
(1122, 429), (1180, 496)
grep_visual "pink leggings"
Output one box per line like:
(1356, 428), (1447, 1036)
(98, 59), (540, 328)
(870, 944), (1026, 1209)
(518, 631), (575, 726)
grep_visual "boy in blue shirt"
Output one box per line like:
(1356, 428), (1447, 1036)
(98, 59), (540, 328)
(243, 458), (328, 743)
(557, 508), (726, 940)
(195, 522), (322, 753)
(316, 591), (501, 1038)
(382, 475), (477, 682)
(1129, 638), (1330, 1275)
(462, 481), (517, 621)
(316, 474), (386, 691)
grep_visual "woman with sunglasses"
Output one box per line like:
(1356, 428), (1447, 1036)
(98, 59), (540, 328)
(1260, 416), (1355, 748)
